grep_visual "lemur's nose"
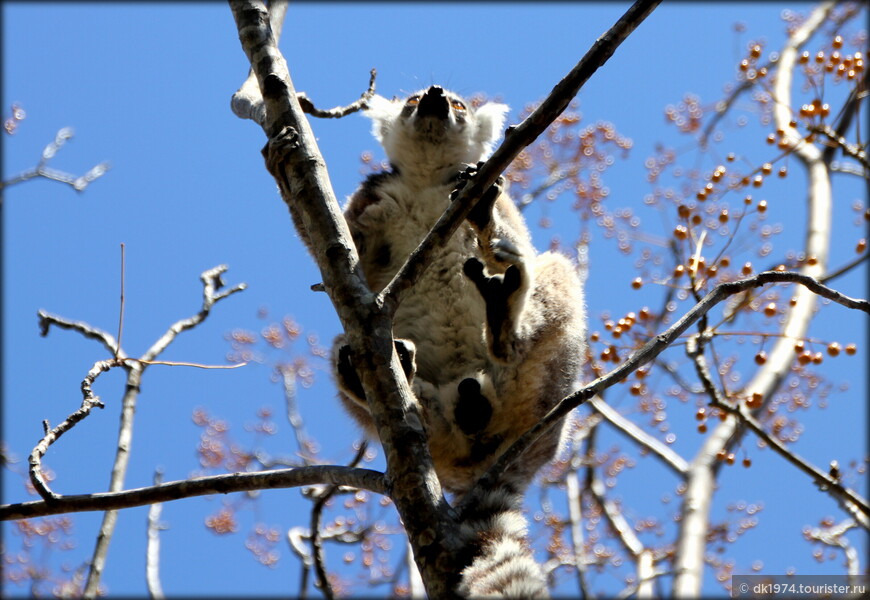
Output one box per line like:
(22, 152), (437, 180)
(417, 86), (449, 119)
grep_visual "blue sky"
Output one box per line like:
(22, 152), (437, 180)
(2, 2), (867, 597)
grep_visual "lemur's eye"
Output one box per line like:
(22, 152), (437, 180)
(407, 96), (421, 106)
(451, 100), (467, 112)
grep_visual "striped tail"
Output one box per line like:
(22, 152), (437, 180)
(456, 483), (549, 598)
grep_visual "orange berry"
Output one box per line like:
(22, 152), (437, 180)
(845, 344), (857, 355)
(763, 302), (777, 317)
(743, 457), (752, 468)
(755, 351), (767, 365)
(632, 277), (643, 290)
(827, 342), (841, 357)
(757, 200), (768, 213)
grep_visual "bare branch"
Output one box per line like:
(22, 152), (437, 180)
(146, 470), (166, 600)
(0, 127), (110, 193)
(28, 359), (115, 501)
(308, 441), (367, 599)
(141, 265), (246, 361)
(711, 399), (870, 528)
(589, 396), (689, 477)
(38, 310), (123, 358)
(1, 465), (387, 521)
(673, 4), (839, 595)
(296, 69), (377, 119)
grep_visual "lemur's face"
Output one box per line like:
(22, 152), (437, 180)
(400, 86), (470, 140)
(364, 85), (509, 176)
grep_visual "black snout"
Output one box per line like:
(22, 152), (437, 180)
(416, 85), (449, 119)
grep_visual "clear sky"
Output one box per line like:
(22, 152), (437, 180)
(2, 2), (866, 598)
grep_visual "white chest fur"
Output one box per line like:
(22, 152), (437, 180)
(352, 178), (489, 384)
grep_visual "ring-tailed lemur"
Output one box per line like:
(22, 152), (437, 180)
(333, 85), (586, 597)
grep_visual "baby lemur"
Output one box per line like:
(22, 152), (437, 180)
(333, 85), (586, 597)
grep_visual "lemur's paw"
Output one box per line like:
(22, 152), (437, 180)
(452, 165), (505, 231)
(490, 237), (524, 266)
(463, 258), (523, 300)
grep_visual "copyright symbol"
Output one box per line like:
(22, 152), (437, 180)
(739, 583), (749, 594)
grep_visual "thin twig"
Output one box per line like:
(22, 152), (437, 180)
(38, 311), (123, 358)
(296, 69), (377, 119)
(0, 127), (110, 193)
(116, 243), (126, 358)
(28, 359), (115, 500)
(589, 396), (689, 477)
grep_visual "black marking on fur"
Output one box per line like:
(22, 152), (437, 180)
(346, 171), (396, 222)
(337, 345), (366, 401)
(463, 258), (523, 359)
(374, 243), (391, 267)
(454, 378), (493, 435)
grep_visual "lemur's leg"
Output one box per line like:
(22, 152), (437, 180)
(463, 258), (527, 362)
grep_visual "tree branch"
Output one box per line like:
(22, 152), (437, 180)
(1, 465), (387, 521)
(672, 3), (839, 595)
(589, 396), (689, 477)
(228, 3), (460, 594)
(462, 270), (868, 511)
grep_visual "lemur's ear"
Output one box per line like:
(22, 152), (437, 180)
(363, 95), (403, 145)
(473, 101), (510, 151)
